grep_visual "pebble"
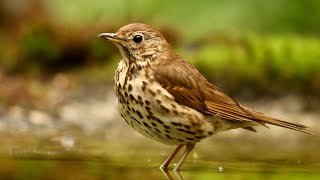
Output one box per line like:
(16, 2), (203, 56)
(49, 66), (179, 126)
(192, 152), (198, 159)
(29, 110), (53, 126)
(0, 90), (319, 145)
(60, 136), (76, 149)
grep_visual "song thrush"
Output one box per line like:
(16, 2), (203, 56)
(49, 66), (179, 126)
(99, 23), (310, 171)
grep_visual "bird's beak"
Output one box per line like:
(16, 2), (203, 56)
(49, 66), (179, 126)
(98, 33), (126, 44)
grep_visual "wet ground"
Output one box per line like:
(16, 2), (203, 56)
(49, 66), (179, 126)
(0, 158), (319, 180)
(0, 87), (319, 179)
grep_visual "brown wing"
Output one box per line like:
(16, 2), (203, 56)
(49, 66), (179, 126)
(153, 57), (310, 134)
(153, 57), (258, 124)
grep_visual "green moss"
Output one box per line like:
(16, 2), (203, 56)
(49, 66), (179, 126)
(187, 34), (320, 96)
(20, 25), (60, 63)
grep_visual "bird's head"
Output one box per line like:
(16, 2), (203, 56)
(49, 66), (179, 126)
(99, 23), (171, 65)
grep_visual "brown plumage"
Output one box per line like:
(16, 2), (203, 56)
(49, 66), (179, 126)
(154, 57), (309, 133)
(99, 23), (310, 172)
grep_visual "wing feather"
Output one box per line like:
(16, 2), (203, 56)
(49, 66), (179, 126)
(152, 50), (309, 133)
(153, 58), (257, 123)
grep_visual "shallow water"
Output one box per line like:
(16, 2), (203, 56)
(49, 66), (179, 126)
(0, 158), (319, 180)
(0, 95), (319, 179)
(0, 131), (319, 180)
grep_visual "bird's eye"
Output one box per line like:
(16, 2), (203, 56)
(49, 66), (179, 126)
(133, 35), (143, 43)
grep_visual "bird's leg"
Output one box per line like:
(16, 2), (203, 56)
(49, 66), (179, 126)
(173, 143), (195, 172)
(160, 144), (184, 170)
(160, 169), (173, 180)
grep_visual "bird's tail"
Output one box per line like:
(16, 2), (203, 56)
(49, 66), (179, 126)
(242, 106), (310, 134)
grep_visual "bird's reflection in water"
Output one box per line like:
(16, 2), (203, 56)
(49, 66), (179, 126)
(161, 169), (183, 180)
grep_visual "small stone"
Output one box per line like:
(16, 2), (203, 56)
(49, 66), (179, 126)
(9, 106), (25, 120)
(29, 110), (52, 126)
(192, 152), (198, 159)
(60, 136), (75, 149)
(0, 121), (5, 131)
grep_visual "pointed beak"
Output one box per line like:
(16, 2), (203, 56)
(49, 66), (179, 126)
(98, 33), (126, 44)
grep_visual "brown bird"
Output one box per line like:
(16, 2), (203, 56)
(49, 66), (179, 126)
(99, 23), (310, 171)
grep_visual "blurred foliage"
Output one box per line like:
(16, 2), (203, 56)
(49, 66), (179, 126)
(185, 34), (320, 97)
(46, 0), (320, 35)
(0, 0), (320, 101)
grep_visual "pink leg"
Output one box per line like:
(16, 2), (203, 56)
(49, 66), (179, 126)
(160, 144), (184, 170)
(173, 144), (195, 172)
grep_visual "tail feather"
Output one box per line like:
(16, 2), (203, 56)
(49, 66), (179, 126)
(243, 106), (310, 134)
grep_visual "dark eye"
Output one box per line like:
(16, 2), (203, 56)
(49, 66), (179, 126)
(133, 35), (143, 43)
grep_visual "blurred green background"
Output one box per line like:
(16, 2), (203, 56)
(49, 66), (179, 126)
(0, 0), (319, 179)
(1, 0), (320, 105)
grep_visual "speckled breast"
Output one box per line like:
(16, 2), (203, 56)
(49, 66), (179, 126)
(114, 61), (215, 145)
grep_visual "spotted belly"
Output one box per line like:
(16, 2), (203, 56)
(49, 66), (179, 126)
(115, 82), (215, 144)
(118, 102), (208, 145)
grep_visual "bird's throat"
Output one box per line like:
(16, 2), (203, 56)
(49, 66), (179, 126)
(116, 44), (134, 66)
